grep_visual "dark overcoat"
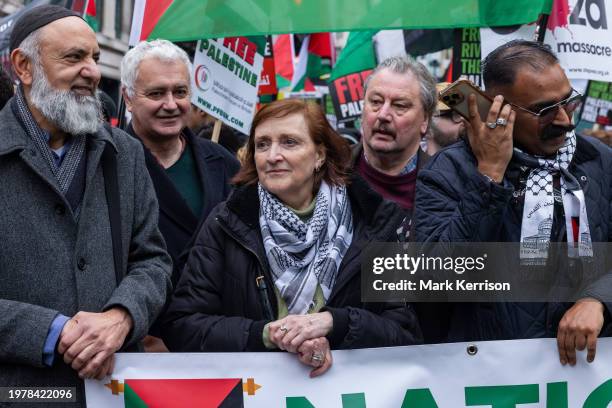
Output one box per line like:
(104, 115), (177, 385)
(0, 102), (172, 407)
(126, 124), (239, 284)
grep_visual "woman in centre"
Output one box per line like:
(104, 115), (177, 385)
(162, 99), (421, 376)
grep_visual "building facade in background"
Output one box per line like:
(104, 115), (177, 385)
(0, 0), (132, 103)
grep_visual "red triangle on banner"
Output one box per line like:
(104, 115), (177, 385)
(140, 0), (174, 42)
(125, 378), (242, 407)
(308, 33), (332, 58)
(85, 0), (96, 17)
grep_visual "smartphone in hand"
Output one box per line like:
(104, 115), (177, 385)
(439, 79), (493, 122)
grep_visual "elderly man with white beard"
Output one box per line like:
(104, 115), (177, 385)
(0, 5), (172, 404)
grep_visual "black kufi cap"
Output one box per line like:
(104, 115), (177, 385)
(9, 5), (81, 52)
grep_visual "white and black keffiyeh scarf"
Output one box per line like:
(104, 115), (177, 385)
(258, 181), (354, 314)
(516, 131), (593, 264)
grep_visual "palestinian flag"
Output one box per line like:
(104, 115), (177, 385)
(329, 31), (377, 81)
(273, 34), (294, 91)
(128, 0), (553, 43)
(83, 0), (98, 31)
(372, 29), (454, 68)
(274, 33), (332, 93)
(122, 379), (244, 407)
(304, 33), (333, 84)
(403, 29), (455, 57)
(290, 35), (315, 92)
(129, 0), (174, 46)
(70, 0), (98, 31)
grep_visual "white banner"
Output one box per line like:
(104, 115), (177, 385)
(191, 38), (264, 134)
(85, 338), (612, 407)
(480, 0), (612, 82)
(374, 30), (406, 62)
(546, 0), (612, 81)
(480, 25), (537, 68)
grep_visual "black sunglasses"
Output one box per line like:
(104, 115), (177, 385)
(507, 88), (582, 124)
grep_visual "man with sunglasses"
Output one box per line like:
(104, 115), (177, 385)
(413, 40), (611, 362)
(425, 82), (467, 155)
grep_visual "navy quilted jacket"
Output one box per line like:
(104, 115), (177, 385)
(413, 135), (612, 342)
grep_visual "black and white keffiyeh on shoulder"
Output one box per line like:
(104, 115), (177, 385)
(258, 181), (354, 314)
(515, 131), (593, 264)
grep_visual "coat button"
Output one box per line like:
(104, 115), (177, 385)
(580, 176), (587, 182)
(77, 258), (87, 270)
(55, 204), (66, 215)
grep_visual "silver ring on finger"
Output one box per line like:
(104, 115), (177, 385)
(486, 122), (497, 129)
(496, 117), (508, 126)
(280, 324), (288, 334)
(311, 352), (324, 365)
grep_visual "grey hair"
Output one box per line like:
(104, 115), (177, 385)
(121, 39), (192, 97)
(17, 28), (43, 66)
(364, 55), (437, 121)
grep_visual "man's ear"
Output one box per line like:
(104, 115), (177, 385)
(10, 49), (34, 86)
(121, 86), (134, 113)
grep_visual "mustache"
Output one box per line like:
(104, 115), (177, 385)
(72, 83), (95, 91)
(541, 124), (575, 140)
(156, 112), (181, 118)
(373, 123), (395, 136)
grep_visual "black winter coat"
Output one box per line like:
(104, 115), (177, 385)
(127, 124), (240, 284)
(162, 175), (423, 351)
(413, 135), (612, 342)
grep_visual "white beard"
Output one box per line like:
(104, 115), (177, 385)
(29, 63), (102, 135)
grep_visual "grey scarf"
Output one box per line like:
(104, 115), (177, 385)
(14, 86), (86, 194)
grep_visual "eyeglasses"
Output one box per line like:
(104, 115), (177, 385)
(508, 88), (582, 124)
(435, 110), (464, 124)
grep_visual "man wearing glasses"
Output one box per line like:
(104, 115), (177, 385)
(413, 40), (611, 362)
(425, 82), (467, 155)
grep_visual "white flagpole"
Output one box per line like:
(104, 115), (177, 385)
(128, 0), (146, 47)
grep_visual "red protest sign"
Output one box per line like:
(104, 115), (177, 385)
(329, 69), (372, 122)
